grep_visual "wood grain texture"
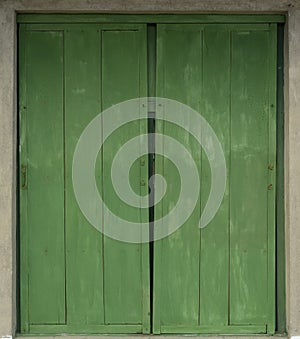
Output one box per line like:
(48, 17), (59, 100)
(25, 30), (66, 325)
(19, 19), (277, 335)
(200, 25), (231, 326)
(267, 23), (277, 334)
(100, 25), (149, 326)
(154, 24), (202, 330)
(17, 14), (286, 24)
(153, 23), (276, 334)
(276, 23), (286, 334)
(230, 28), (270, 326)
(64, 26), (104, 326)
(20, 23), (150, 334)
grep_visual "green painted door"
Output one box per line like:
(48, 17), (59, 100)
(153, 23), (276, 334)
(19, 17), (278, 335)
(19, 23), (150, 334)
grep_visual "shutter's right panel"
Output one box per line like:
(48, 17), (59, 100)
(154, 23), (276, 334)
(229, 27), (276, 328)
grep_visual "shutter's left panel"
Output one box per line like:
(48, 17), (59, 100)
(19, 28), (66, 330)
(19, 22), (149, 335)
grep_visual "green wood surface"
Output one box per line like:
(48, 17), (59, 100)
(160, 325), (267, 334)
(267, 23), (277, 334)
(276, 23), (286, 334)
(100, 26), (149, 327)
(64, 26), (104, 326)
(17, 13), (286, 24)
(22, 30), (66, 325)
(200, 25), (231, 326)
(19, 23), (150, 334)
(229, 28), (270, 326)
(19, 18), (279, 335)
(154, 23), (276, 334)
(154, 24), (203, 332)
(28, 324), (143, 334)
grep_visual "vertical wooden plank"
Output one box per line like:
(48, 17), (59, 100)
(64, 25), (104, 326)
(267, 23), (277, 334)
(25, 30), (65, 324)
(154, 24), (202, 330)
(100, 26), (149, 326)
(276, 23), (286, 334)
(199, 25), (230, 326)
(19, 23), (29, 333)
(229, 28), (271, 325)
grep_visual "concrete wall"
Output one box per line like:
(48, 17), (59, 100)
(0, 0), (299, 338)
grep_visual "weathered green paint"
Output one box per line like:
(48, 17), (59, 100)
(276, 23), (286, 335)
(100, 25), (149, 328)
(28, 324), (143, 334)
(19, 17), (279, 335)
(200, 25), (230, 327)
(21, 29), (66, 326)
(267, 23), (277, 334)
(154, 24), (203, 332)
(17, 13), (286, 24)
(19, 23), (150, 334)
(64, 26), (104, 327)
(154, 23), (277, 334)
(160, 325), (267, 334)
(230, 26), (272, 328)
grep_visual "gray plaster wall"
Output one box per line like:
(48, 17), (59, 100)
(0, 0), (299, 338)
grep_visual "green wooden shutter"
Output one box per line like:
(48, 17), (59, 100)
(153, 23), (276, 334)
(19, 23), (150, 334)
(19, 18), (278, 336)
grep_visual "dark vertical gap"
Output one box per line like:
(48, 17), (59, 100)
(147, 23), (156, 334)
(228, 29), (233, 326)
(276, 23), (286, 334)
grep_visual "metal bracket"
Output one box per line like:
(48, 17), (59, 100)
(148, 97), (156, 119)
(21, 164), (27, 189)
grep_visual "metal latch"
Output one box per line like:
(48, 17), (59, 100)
(21, 164), (27, 189)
